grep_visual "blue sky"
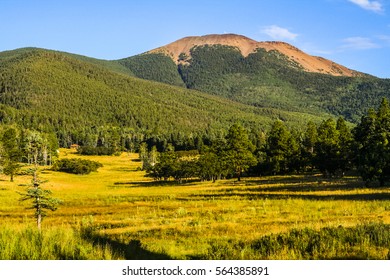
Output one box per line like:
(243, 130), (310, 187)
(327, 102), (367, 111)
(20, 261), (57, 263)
(1, 0), (389, 77)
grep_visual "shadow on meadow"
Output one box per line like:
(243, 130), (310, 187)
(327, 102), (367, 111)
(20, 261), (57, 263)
(242, 179), (388, 196)
(186, 176), (390, 201)
(244, 175), (366, 190)
(110, 167), (138, 172)
(113, 179), (199, 188)
(190, 191), (390, 201)
(112, 181), (176, 188)
(82, 233), (173, 260)
(111, 175), (390, 201)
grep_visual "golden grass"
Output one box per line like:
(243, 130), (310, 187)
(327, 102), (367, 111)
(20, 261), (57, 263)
(1, 148), (390, 259)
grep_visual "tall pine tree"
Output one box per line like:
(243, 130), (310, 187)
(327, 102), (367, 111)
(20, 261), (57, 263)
(19, 132), (61, 231)
(354, 98), (390, 186)
(1, 127), (22, 182)
(223, 124), (257, 181)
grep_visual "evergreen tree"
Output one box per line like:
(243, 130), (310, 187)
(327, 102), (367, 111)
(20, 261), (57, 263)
(223, 124), (257, 181)
(0, 127), (22, 182)
(196, 136), (229, 182)
(287, 128), (304, 173)
(354, 108), (378, 184)
(19, 132), (61, 231)
(148, 145), (177, 181)
(354, 98), (390, 186)
(264, 120), (292, 174)
(336, 117), (353, 175)
(197, 150), (219, 182)
(301, 121), (318, 171)
(375, 99), (390, 185)
(314, 118), (340, 177)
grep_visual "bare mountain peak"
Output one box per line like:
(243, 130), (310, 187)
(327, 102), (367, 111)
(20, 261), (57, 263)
(149, 33), (361, 77)
(149, 33), (259, 58)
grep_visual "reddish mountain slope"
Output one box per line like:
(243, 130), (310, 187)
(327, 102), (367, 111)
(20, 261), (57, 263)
(149, 34), (361, 77)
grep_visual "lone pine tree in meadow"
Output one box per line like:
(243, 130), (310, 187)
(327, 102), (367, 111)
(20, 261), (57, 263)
(19, 132), (61, 231)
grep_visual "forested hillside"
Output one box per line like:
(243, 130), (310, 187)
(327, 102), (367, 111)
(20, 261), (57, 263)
(121, 43), (390, 123)
(0, 48), (328, 150)
(118, 53), (185, 87)
(2, 34), (390, 152)
(177, 45), (390, 123)
(0, 47), (134, 77)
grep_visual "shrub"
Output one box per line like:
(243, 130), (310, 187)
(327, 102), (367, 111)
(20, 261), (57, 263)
(52, 158), (103, 175)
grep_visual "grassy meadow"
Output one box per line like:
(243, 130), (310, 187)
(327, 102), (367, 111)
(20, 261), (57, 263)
(1, 149), (390, 260)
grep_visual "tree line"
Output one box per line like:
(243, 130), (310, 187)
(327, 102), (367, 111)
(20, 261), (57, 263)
(0, 125), (61, 230)
(140, 124), (256, 183)
(1, 98), (390, 187)
(0, 126), (58, 182)
(140, 98), (390, 187)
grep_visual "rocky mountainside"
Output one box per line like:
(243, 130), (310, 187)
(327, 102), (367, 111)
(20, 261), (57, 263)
(148, 34), (362, 77)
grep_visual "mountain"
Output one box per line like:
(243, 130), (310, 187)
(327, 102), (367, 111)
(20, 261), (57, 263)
(118, 34), (389, 123)
(1, 34), (390, 149)
(148, 34), (361, 77)
(0, 47), (134, 77)
(0, 47), (328, 149)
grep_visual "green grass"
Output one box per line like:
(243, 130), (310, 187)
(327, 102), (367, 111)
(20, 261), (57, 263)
(0, 224), (117, 260)
(1, 149), (390, 259)
(205, 223), (390, 260)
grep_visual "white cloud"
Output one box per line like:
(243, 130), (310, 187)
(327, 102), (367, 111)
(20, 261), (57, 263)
(261, 25), (298, 41)
(341, 37), (380, 49)
(348, 0), (384, 13)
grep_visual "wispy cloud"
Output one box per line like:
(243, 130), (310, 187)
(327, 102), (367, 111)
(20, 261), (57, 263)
(378, 35), (390, 44)
(348, 0), (384, 13)
(261, 25), (298, 41)
(341, 37), (381, 50)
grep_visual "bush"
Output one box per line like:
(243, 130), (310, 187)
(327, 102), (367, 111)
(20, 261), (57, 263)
(52, 158), (103, 175)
